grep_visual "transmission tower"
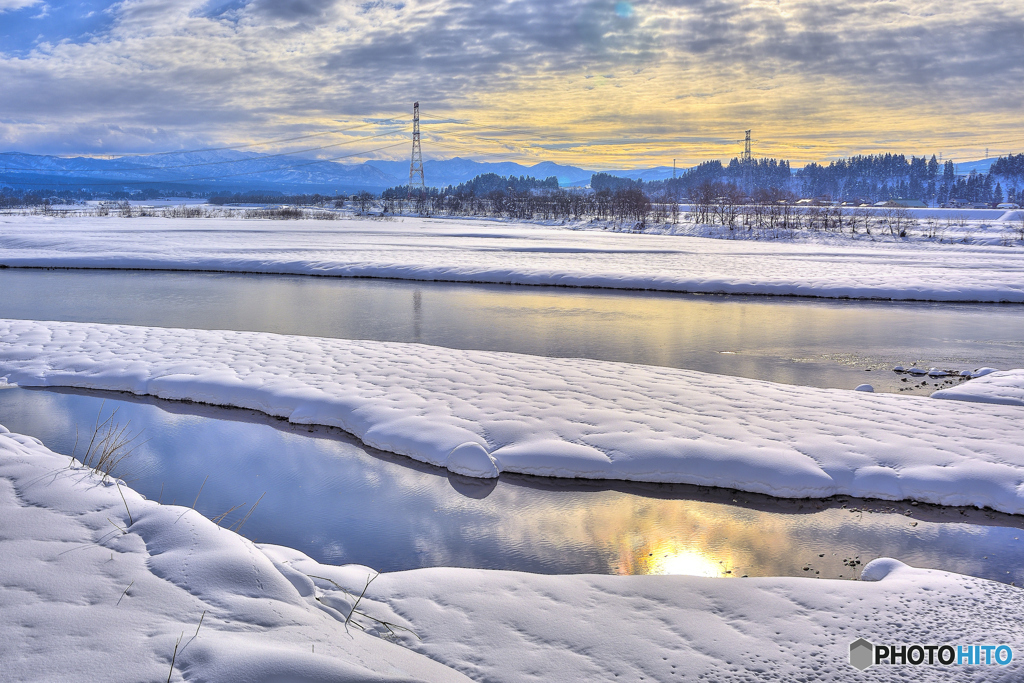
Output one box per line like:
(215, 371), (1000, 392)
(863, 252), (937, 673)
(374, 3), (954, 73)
(742, 130), (752, 194)
(408, 101), (425, 197)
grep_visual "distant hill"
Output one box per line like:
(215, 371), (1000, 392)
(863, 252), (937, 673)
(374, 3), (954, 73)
(0, 150), (688, 194)
(366, 157), (597, 188)
(0, 150), (398, 194)
(954, 158), (996, 176)
(6, 148), (995, 196)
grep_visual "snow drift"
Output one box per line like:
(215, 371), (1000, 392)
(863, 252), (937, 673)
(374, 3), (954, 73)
(932, 369), (1024, 407)
(2, 424), (1022, 682)
(3, 319), (1024, 512)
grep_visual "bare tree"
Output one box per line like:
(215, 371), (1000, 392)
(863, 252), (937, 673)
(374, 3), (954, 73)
(692, 182), (718, 225)
(355, 191), (375, 214)
(713, 184), (743, 229)
(882, 206), (914, 238)
(611, 187), (651, 230)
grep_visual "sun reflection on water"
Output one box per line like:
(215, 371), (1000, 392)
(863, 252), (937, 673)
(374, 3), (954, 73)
(620, 539), (733, 577)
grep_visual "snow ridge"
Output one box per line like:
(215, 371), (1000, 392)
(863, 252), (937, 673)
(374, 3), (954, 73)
(3, 319), (1024, 512)
(2, 216), (1024, 301)
(932, 369), (1024, 407)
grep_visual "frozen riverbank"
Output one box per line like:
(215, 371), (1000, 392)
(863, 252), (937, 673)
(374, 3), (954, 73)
(933, 369), (1024, 407)
(1, 424), (1022, 682)
(2, 215), (1024, 301)
(3, 319), (1024, 511)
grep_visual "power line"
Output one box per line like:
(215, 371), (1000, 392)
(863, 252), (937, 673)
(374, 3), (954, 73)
(419, 114), (598, 147)
(425, 126), (699, 155)
(423, 126), (738, 168)
(421, 141), (546, 166)
(421, 113), (741, 145)
(420, 113), (751, 150)
(426, 139), (674, 175)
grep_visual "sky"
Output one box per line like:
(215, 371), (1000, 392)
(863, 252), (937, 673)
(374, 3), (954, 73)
(0, 0), (1022, 168)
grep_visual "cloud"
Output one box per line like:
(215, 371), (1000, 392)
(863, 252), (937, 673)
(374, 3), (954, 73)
(248, 0), (339, 21)
(0, 0), (1020, 163)
(0, 0), (41, 11)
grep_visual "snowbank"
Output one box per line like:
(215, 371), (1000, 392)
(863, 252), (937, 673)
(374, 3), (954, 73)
(2, 215), (1024, 301)
(933, 370), (1024, 407)
(3, 319), (1024, 512)
(2, 425), (1022, 682)
(0, 424), (468, 683)
(363, 559), (1024, 682)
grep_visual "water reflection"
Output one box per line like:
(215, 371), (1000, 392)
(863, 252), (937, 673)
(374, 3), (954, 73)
(644, 545), (728, 578)
(2, 385), (1023, 584)
(1, 268), (1022, 394)
(447, 473), (498, 499)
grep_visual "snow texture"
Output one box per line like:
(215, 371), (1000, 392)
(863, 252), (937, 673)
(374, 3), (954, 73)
(2, 424), (1023, 682)
(933, 369), (1024, 407)
(362, 560), (1024, 683)
(2, 215), (1024, 301)
(3, 319), (1024, 512)
(0, 423), (469, 683)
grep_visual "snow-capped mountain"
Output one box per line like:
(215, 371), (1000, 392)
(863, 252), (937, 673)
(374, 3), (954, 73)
(0, 150), (672, 193)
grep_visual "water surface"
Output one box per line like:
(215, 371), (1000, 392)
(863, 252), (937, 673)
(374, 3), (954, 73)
(3, 386), (1022, 584)
(1, 268), (1022, 394)
(2, 268), (1023, 583)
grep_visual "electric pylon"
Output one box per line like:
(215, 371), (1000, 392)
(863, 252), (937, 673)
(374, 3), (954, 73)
(742, 130), (752, 194)
(408, 102), (425, 197)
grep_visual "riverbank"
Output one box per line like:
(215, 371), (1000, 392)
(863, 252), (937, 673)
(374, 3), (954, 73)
(4, 319), (1024, 511)
(2, 423), (1021, 682)
(2, 214), (1024, 301)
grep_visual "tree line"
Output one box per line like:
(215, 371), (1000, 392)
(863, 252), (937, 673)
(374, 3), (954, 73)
(208, 192), (342, 206)
(5, 151), (1022, 211)
(797, 153), (1021, 206)
(0, 186), (207, 207)
(369, 173), (961, 239)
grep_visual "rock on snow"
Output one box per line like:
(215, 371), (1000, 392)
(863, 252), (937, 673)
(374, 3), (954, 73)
(3, 319), (1024, 512)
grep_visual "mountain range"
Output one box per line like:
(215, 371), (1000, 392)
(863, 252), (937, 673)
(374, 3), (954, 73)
(0, 150), (681, 194)
(0, 150), (995, 195)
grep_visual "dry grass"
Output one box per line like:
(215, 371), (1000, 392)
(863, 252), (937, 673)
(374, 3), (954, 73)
(71, 402), (146, 483)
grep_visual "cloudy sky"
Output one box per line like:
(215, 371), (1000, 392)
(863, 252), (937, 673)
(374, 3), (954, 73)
(1, 0), (1022, 167)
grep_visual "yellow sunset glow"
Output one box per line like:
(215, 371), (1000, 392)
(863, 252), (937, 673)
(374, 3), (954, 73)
(0, 0), (1019, 164)
(648, 544), (731, 578)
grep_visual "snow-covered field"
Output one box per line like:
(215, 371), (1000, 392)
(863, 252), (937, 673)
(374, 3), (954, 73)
(3, 424), (1022, 682)
(634, 208), (1024, 247)
(2, 214), (1024, 301)
(3, 214), (1024, 680)
(3, 319), (1024, 513)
